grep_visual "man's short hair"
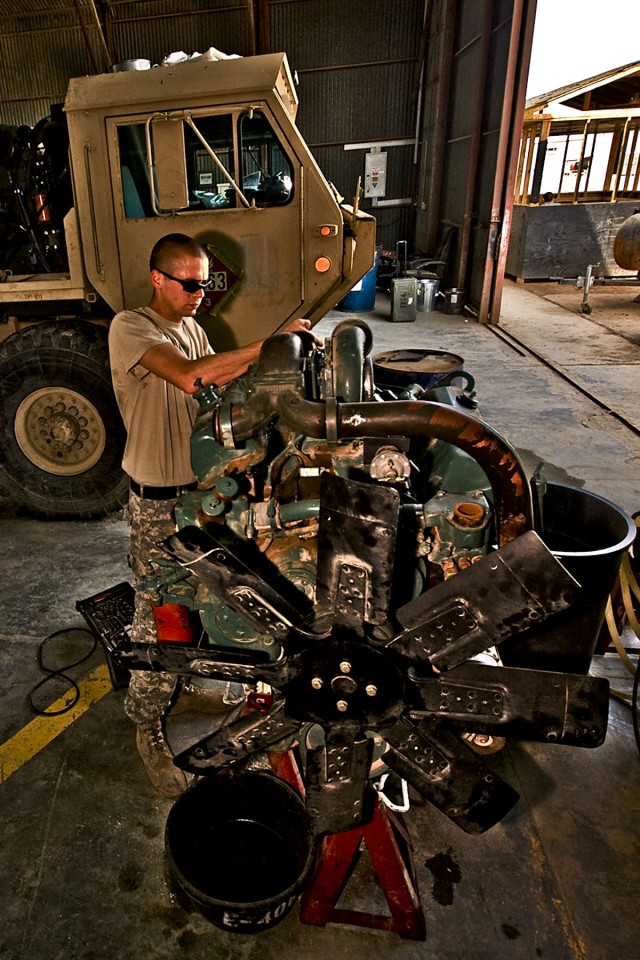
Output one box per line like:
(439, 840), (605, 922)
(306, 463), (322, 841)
(150, 233), (208, 272)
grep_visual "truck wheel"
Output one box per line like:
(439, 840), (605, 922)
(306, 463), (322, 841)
(0, 320), (128, 518)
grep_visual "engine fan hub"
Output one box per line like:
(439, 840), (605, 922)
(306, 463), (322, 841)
(286, 638), (404, 727)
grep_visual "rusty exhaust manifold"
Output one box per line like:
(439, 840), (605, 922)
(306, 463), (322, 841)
(213, 333), (533, 547)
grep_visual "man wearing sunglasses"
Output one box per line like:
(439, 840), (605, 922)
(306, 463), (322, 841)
(108, 232), (314, 797)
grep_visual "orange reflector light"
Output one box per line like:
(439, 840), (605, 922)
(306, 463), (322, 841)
(315, 256), (331, 273)
(315, 223), (338, 238)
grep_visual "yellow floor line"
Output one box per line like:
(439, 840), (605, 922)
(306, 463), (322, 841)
(0, 663), (113, 784)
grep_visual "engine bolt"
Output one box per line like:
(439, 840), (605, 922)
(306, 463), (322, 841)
(339, 661), (352, 674)
(474, 734), (492, 747)
(365, 684), (377, 697)
(336, 700), (348, 712)
(311, 677), (323, 690)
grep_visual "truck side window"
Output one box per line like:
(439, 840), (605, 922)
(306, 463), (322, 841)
(239, 110), (293, 206)
(186, 114), (235, 209)
(117, 124), (154, 218)
(117, 116), (236, 216)
(116, 109), (292, 217)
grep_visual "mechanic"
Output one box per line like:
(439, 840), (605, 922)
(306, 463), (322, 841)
(108, 232), (314, 798)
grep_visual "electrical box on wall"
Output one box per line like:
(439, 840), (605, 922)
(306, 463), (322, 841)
(364, 151), (387, 198)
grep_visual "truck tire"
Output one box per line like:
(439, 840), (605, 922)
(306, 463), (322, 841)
(0, 320), (128, 518)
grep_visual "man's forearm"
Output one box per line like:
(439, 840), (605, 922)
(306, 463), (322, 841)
(190, 341), (263, 390)
(139, 340), (263, 393)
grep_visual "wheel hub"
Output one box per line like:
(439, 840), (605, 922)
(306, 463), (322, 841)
(49, 409), (82, 445)
(14, 387), (106, 476)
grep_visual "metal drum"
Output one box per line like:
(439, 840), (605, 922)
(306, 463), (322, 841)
(417, 278), (440, 312)
(444, 288), (465, 314)
(372, 348), (465, 392)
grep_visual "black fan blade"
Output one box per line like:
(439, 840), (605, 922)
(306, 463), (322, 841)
(173, 700), (302, 774)
(392, 531), (580, 670)
(162, 525), (304, 637)
(116, 634), (288, 686)
(407, 662), (609, 747)
(383, 717), (519, 834)
(304, 727), (375, 835)
(315, 473), (400, 630)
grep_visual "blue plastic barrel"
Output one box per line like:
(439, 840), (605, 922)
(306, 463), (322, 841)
(337, 254), (378, 311)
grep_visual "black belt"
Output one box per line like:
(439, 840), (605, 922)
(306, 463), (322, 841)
(129, 480), (197, 500)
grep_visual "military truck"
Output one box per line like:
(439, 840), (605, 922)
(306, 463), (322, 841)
(0, 51), (375, 518)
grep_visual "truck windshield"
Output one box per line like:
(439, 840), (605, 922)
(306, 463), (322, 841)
(117, 109), (293, 218)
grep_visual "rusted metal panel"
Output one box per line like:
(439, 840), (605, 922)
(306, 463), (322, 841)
(506, 200), (640, 279)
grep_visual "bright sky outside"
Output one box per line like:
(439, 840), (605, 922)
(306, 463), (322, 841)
(526, 0), (640, 97)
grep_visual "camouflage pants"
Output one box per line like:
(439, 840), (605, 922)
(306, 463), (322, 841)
(124, 490), (180, 723)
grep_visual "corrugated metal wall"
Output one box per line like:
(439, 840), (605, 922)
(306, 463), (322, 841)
(269, 0), (425, 252)
(0, 0), (96, 124)
(106, 1), (255, 64)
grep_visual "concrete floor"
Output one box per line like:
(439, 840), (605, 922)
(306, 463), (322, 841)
(1, 280), (640, 960)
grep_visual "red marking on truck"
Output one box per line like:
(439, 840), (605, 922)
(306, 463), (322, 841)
(201, 250), (242, 314)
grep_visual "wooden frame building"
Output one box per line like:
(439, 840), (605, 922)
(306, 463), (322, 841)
(507, 60), (640, 280)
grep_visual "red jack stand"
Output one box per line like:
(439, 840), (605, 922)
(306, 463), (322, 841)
(268, 751), (427, 941)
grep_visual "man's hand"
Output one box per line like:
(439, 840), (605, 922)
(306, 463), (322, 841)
(282, 317), (323, 347)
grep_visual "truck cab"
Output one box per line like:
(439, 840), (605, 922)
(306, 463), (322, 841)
(0, 51), (375, 516)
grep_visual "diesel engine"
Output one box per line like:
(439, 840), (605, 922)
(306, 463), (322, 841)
(115, 319), (619, 836)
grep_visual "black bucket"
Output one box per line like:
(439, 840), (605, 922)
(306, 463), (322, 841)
(499, 483), (636, 674)
(372, 349), (465, 392)
(165, 770), (316, 933)
(444, 288), (465, 314)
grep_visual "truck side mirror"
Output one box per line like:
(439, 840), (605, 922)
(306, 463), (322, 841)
(151, 118), (189, 212)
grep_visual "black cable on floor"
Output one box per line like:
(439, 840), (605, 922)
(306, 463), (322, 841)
(27, 627), (98, 716)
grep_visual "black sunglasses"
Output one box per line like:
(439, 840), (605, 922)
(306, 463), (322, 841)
(153, 266), (212, 294)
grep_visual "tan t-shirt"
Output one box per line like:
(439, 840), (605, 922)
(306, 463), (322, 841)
(108, 306), (214, 485)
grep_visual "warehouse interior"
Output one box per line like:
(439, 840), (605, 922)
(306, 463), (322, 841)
(2, 289), (640, 960)
(1, 2), (640, 960)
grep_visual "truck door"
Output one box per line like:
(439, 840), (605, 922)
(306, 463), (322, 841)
(108, 105), (303, 349)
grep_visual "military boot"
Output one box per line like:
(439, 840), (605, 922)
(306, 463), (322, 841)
(135, 719), (188, 798)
